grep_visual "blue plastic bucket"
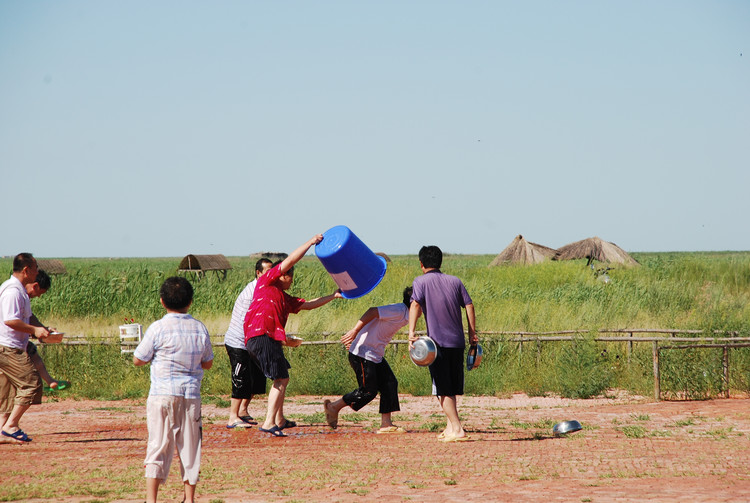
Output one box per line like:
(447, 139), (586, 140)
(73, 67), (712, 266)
(315, 225), (387, 299)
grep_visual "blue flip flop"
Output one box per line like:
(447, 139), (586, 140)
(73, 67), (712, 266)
(226, 420), (253, 429)
(2, 429), (32, 442)
(259, 426), (287, 437)
(239, 415), (257, 425)
(280, 419), (297, 430)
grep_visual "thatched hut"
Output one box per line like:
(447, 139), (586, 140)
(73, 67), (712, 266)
(36, 259), (67, 275)
(250, 252), (288, 262)
(376, 252), (392, 263)
(489, 235), (557, 266)
(553, 237), (639, 266)
(178, 254), (232, 280)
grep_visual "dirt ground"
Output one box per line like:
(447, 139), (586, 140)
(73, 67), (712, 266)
(4, 392), (750, 502)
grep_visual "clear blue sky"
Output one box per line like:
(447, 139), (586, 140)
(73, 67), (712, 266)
(2, 1), (748, 258)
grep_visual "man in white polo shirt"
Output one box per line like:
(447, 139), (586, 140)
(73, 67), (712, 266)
(0, 253), (50, 443)
(223, 257), (272, 428)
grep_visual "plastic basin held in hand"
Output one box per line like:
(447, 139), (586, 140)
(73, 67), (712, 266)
(315, 225), (387, 299)
(466, 344), (483, 371)
(410, 336), (437, 366)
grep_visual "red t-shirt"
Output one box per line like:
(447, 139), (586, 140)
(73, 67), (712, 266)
(243, 264), (305, 344)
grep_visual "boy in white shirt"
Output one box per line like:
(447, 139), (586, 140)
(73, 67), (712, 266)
(134, 277), (214, 503)
(324, 287), (412, 433)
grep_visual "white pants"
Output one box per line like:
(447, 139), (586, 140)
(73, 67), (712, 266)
(144, 395), (202, 485)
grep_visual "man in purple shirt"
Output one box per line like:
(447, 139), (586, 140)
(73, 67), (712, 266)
(408, 245), (477, 442)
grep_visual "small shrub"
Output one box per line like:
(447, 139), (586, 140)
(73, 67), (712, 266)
(620, 425), (647, 438)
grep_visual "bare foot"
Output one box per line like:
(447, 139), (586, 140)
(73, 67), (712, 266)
(323, 399), (338, 429)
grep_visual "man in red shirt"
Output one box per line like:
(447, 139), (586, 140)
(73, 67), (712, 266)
(244, 234), (342, 437)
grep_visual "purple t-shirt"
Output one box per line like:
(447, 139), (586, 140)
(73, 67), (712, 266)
(411, 270), (473, 348)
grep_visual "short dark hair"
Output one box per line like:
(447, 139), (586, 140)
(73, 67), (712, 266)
(13, 253), (35, 273)
(272, 260), (293, 276)
(255, 258), (272, 274)
(419, 246), (442, 269)
(35, 270), (52, 291)
(402, 286), (413, 307)
(160, 276), (194, 310)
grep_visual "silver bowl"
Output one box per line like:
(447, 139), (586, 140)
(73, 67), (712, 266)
(410, 336), (437, 366)
(466, 344), (483, 371)
(552, 420), (582, 436)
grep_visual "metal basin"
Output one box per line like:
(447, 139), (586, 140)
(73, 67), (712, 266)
(283, 335), (303, 348)
(466, 344), (483, 371)
(552, 420), (582, 436)
(410, 336), (437, 366)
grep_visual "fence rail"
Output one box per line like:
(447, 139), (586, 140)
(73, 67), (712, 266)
(49, 328), (750, 401)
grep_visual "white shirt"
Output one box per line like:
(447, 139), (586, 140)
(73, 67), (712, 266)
(224, 279), (258, 349)
(134, 313), (214, 399)
(0, 276), (32, 350)
(350, 303), (409, 363)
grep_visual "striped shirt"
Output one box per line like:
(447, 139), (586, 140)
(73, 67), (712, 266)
(224, 279), (258, 349)
(134, 313), (214, 399)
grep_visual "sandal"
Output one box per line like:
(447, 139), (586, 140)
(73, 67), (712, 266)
(43, 380), (71, 392)
(323, 399), (338, 429)
(239, 416), (257, 425)
(439, 434), (472, 442)
(280, 419), (297, 430)
(226, 420), (253, 429)
(259, 426), (287, 437)
(376, 426), (406, 434)
(1, 429), (32, 443)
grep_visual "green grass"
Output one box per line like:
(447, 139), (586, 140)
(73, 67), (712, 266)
(5, 251), (750, 400)
(620, 425), (647, 438)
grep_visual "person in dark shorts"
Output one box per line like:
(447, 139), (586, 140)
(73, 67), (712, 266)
(244, 234), (342, 437)
(224, 258), (272, 428)
(323, 287), (412, 433)
(408, 245), (477, 442)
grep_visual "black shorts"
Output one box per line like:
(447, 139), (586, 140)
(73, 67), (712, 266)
(343, 353), (400, 414)
(225, 345), (266, 399)
(428, 346), (464, 396)
(245, 334), (290, 381)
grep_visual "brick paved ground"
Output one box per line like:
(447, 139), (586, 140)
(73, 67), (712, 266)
(4, 393), (750, 502)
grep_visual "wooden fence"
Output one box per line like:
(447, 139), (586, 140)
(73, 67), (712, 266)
(56, 328), (750, 401)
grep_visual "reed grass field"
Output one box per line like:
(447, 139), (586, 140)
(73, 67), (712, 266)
(4, 251), (750, 400)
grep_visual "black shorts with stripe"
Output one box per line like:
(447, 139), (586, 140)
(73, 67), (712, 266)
(225, 344), (266, 399)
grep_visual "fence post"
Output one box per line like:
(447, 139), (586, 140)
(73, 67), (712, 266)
(536, 338), (541, 366)
(723, 345), (730, 399)
(627, 331), (633, 363)
(653, 341), (660, 401)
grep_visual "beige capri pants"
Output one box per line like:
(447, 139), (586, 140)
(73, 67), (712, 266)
(144, 395), (203, 485)
(0, 345), (42, 413)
